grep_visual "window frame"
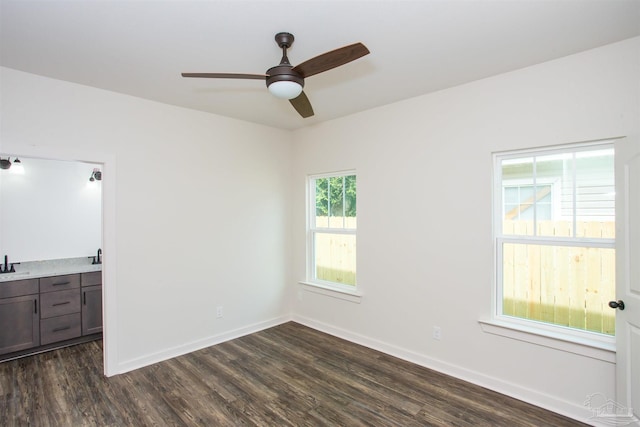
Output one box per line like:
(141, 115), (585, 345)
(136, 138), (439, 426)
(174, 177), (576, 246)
(489, 141), (616, 354)
(305, 170), (358, 295)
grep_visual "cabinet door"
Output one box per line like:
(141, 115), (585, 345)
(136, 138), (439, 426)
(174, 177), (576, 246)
(82, 285), (102, 335)
(0, 294), (40, 355)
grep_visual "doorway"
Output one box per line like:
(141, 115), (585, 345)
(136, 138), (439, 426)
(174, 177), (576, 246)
(0, 147), (116, 376)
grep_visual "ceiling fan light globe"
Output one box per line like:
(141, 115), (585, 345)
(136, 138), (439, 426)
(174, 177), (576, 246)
(268, 81), (303, 99)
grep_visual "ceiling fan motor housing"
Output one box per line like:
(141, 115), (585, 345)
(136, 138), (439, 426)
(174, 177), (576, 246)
(267, 32), (304, 90)
(266, 65), (304, 89)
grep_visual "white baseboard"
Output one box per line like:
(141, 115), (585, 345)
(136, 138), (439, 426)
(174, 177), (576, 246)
(114, 315), (291, 375)
(291, 314), (601, 426)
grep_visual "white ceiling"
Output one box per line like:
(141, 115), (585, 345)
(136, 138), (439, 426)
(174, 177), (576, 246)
(1, 0), (639, 130)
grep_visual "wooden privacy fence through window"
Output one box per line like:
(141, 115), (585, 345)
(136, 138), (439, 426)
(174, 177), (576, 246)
(315, 217), (356, 285)
(314, 218), (616, 334)
(502, 220), (615, 335)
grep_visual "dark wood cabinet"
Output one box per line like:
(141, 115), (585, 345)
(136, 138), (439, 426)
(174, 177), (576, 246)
(1, 271), (102, 360)
(40, 274), (80, 293)
(40, 288), (81, 319)
(82, 285), (102, 335)
(81, 272), (103, 335)
(41, 313), (81, 345)
(81, 271), (101, 287)
(39, 275), (82, 345)
(0, 279), (40, 355)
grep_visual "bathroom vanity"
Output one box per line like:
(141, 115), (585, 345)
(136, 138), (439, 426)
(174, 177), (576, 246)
(0, 259), (102, 361)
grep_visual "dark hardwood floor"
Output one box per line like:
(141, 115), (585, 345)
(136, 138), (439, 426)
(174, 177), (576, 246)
(0, 322), (587, 426)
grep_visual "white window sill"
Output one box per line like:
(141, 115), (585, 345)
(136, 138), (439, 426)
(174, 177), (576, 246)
(478, 318), (616, 363)
(299, 281), (363, 303)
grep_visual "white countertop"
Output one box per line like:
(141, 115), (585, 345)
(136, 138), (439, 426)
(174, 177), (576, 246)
(0, 257), (102, 282)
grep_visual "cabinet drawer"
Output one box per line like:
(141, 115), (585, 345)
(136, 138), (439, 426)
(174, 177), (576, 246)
(0, 278), (39, 299)
(40, 289), (80, 319)
(81, 271), (102, 287)
(40, 274), (80, 293)
(40, 313), (81, 345)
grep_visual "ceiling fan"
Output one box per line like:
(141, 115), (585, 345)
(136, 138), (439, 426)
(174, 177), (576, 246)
(181, 32), (370, 118)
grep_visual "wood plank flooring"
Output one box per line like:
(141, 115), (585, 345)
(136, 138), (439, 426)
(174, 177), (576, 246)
(0, 322), (588, 426)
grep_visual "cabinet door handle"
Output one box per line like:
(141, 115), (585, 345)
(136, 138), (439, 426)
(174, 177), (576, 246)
(52, 281), (71, 286)
(52, 301), (71, 307)
(83, 292), (86, 305)
(52, 326), (71, 332)
(34, 300), (38, 314)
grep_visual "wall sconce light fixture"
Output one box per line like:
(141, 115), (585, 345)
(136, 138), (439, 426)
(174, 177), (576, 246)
(0, 157), (25, 174)
(89, 168), (102, 182)
(0, 157), (13, 170)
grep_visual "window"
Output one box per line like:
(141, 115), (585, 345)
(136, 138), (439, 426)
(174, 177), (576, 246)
(308, 172), (356, 289)
(494, 143), (615, 340)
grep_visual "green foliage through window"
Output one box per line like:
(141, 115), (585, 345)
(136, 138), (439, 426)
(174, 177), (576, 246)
(315, 175), (356, 218)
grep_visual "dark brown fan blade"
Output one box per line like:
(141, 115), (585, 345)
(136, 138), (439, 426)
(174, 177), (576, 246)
(181, 73), (267, 80)
(292, 42), (369, 78)
(289, 91), (314, 118)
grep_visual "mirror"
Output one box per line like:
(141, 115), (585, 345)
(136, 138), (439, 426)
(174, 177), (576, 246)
(0, 155), (102, 263)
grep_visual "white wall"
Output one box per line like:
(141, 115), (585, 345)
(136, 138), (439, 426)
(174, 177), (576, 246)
(0, 67), (293, 373)
(291, 36), (640, 423)
(0, 157), (102, 262)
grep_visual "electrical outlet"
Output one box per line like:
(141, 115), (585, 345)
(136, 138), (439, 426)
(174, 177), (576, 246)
(216, 306), (223, 318)
(432, 326), (442, 340)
